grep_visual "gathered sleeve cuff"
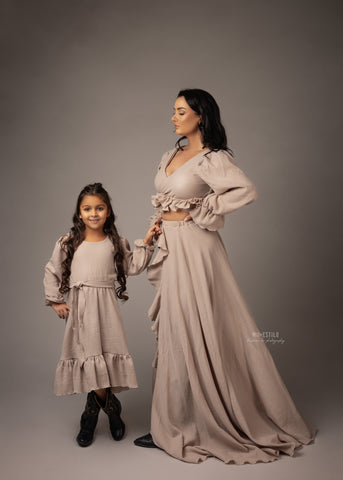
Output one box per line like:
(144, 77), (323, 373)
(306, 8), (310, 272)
(120, 236), (155, 276)
(189, 150), (258, 230)
(44, 236), (68, 306)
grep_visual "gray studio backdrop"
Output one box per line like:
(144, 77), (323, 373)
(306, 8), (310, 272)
(1, 0), (342, 478)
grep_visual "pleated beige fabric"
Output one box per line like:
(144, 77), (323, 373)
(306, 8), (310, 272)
(44, 236), (154, 395)
(147, 221), (316, 464)
(146, 148), (317, 464)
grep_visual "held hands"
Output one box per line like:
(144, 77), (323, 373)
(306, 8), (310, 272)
(143, 218), (162, 245)
(52, 302), (71, 320)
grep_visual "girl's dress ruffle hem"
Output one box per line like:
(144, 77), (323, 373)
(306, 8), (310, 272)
(54, 352), (137, 395)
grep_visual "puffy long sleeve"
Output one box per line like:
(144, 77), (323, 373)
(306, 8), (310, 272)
(44, 236), (67, 306)
(189, 150), (258, 231)
(120, 237), (155, 276)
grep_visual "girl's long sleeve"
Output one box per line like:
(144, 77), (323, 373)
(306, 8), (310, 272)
(120, 237), (155, 276)
(189, 150), (258, 230)
(44, 237), (67, 305)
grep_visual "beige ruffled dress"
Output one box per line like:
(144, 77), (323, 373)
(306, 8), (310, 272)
(147, 148), (317, 464)
(44, 236), (154, 395)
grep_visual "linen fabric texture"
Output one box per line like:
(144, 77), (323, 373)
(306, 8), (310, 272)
(44, 236), (154, 395)
(147, 148), (317, 464)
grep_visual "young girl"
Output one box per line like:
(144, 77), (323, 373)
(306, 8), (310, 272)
(44, 182), (161, 447)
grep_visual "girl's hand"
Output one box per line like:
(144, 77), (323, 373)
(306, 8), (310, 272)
(184, 214), (192, 222)
(143, 220), (162, 245)
(51, 302), (71, 320)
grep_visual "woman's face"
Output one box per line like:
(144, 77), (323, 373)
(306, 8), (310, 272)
(171, 96), (201, 137)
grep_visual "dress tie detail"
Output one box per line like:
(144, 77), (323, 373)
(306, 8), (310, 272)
(69, 280), (114, 364)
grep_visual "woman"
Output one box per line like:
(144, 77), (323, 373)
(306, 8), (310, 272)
(134, 89), (316, 464)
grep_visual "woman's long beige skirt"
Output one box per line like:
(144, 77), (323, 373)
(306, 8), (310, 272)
(147, 220), (316, 464)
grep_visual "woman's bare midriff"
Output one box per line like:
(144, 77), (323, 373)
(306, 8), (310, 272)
(161, 209), (189, 221)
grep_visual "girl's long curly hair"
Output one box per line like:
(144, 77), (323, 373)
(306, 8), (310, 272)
(175, 88), (234, 156)
(59, 183), (128, 301)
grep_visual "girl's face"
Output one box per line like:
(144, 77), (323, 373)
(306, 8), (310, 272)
(79, 195), (110, 233)
(171, 96), (201, 137)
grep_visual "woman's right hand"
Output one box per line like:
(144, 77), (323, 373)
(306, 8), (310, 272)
(143, 220), (162, 245)
(51, 302), (70, 320)
(154, 218), (162, 236)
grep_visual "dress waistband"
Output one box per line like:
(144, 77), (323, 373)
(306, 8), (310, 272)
(160, 219), (195, 227)
(69, 280), (114, 289)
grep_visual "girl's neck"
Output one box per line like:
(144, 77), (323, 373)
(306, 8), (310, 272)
(83, 230), (107, 242)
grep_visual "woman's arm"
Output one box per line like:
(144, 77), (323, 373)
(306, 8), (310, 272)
(149, 206), (163, 227)
(189, 150), (257, 230)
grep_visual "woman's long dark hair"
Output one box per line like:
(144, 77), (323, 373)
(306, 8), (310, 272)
(175, 88), (233, 156)
(59, 183), (128, 301)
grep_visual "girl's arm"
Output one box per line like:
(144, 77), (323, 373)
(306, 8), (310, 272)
(43, 236), (67, 306)
(120, 224), (161, 276)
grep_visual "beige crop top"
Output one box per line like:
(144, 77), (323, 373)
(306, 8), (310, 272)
(150, 148), (258, 231)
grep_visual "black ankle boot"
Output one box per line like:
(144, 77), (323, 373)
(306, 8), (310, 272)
(76, 391), (101, 447)
(100, 388), (125, 441)
(134, 432), (159, 448)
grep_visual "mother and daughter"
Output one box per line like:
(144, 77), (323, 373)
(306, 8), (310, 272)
(44, 88), (316, 463)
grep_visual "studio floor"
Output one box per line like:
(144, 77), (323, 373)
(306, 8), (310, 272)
(1, 385), (340, 480)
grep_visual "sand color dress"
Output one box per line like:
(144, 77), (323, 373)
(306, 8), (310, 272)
(147, 148), (317, 464)
(44, 236), (155, 395)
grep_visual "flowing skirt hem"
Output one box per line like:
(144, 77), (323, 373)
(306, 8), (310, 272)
(146, 220), (317, 464)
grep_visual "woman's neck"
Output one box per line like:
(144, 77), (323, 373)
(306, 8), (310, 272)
(183, 132), (204, 152)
